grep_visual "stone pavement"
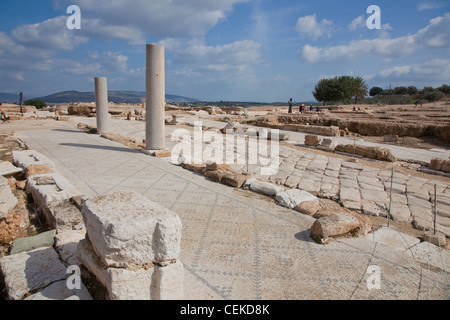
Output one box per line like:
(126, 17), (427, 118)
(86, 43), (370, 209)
(70, 117), (450, 238)
(15, 126), (450, 300)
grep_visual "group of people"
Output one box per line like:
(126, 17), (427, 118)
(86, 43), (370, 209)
(288, 98), (314, 114)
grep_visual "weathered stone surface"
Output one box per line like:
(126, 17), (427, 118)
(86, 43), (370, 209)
(249, 180), (285, 196)
(12, 150), (55, 170)
(0, 247), (67, 300)
(310, 212), (362, 244)
(151, 261), (184, 300)
(0, 176), (18, 220)
(54, 229), (86, 266)
(24, 280), (92, 300)
(204, 169), (227, 183)
(276, 189), (318, 209)
(0, 161), (23, 177)
(47, 199), (84, 232)
(10, 230), (56, 255)
(295, 201), (322, 216)
(222, 172), (250, 188)
(389, 203), (412, 224)
(26, 173), (82, 211)
(304, 135), (322, 147)
(82, 191), (182, 268)
(24, 165), (55, 178)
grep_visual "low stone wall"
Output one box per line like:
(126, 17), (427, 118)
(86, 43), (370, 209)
(335, 144), (397, 162)
(430, 158), (450, 173)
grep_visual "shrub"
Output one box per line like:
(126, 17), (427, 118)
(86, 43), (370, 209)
(24, 99), (47, 109)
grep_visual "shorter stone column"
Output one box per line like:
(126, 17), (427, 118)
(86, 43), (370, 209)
(77, 191), (184, 300)
(94, 77), (110, 134)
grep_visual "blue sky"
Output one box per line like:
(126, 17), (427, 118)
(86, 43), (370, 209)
(0, 0), (449, 102)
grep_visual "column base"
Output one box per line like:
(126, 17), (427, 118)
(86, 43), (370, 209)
(141, 149), (172, 158)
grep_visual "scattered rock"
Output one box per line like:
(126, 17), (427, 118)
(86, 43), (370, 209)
(305, 135), (322, 147)
(275, 189), (319, 210)
(310, 211), (372, 244)
(249, 181), (285, 196)
(295, 201), (322, 216)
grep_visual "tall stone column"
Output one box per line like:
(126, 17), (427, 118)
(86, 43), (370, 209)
(145, 44), (166, 151)
(94, 77), (109, 134)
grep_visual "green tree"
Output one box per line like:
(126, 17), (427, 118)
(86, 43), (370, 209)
(352, 76), (368, 104)
(437, 84), (450, 95)
(312, 78), (341, 105)
(407, 86), (418, 95)
(24, 99), (47, 109)
(394, 86), (408, 95)
(369, 87), (383, 97)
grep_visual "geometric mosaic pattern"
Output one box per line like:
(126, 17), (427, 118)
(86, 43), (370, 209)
(18, 128), (449, 300)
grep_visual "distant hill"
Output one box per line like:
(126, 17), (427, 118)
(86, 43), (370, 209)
(32, 91), (198, 104)
(0, 92), (24, 103)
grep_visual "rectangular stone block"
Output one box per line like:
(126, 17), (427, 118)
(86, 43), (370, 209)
(0, 247), (67, 300)
(82, 191), (182, 268)
(12, 150), (55, 170)
(0, 176), (18, 220)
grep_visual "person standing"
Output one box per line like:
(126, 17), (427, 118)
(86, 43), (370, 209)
(288, 98), (293, 114)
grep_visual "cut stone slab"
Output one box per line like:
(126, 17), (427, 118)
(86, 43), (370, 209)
(12, 150), (55, 170)
(0, 247), (68, 300)
(0, 176), (18, 220)
(27, 173), (82, 209)
(24, 280), (92, 300)
(0, 161), (23, 177)
(222, 172), (251, 188)
(249, 180), (285, 196)
(365, 227), (420, 252)
(275, 189), (319, 210)
(10, 230), (56, 255)
(81, 191), (182, 268)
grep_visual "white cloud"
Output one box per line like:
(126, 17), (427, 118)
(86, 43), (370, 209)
(61, 0), (249, 39)
(348, 15), (366, 31)
(365, 59), (450, 84)
(295, 14), (334, 40)
(11, 16), (89, 51)
(300, 12), (450, 63)
(417, 1), (450, 11)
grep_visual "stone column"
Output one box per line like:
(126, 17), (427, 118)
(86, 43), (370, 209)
(145, 44), (166, 151)
(94, 77), (109, 134)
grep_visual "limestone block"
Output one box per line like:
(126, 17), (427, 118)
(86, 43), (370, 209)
(0, 247), (67, 300)
(81, 191), (182, 268)
(305, 135), (322, 147)
(26, 173), (82, 209)
(295, 201), (322, 216)
(12, 150), (55, 170)
(275, 189), (318, 210)
(249, 180), (285, 196)
(222, 172), (251, 188)
(310, 212), (361, 244)
(25, 280), (92, 300)
(0, 176), (18, 220)
(151, 261), (184, 300)
(0, 160), (23, 177)
(24, 165), (55, 178)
